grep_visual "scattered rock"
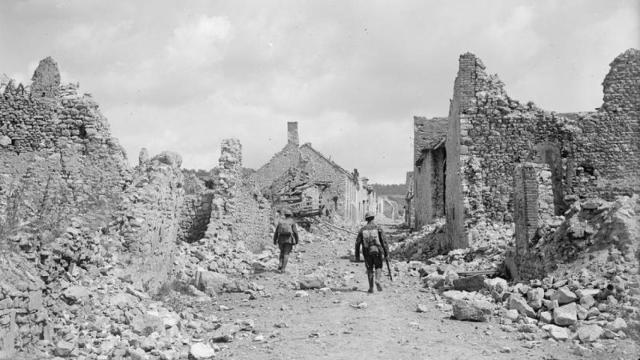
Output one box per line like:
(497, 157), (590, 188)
(577, 324), (603, 343)
(62, 286), (90, 304)
(553, 303), (577, 326)
(539, 311), (552, 324)
(299, 274), (326, 290)
(452, 274), (485, 292)
(189, 343), (216, 359)
(507, 295), (536, 318)
(54, 340), (75, 357)
(195, 269), (229, 296)
(608, 317), (627, 332)
(526, 287), (544, 310)
(550, 287), (577, 305)
(544, 324), (569, 341)
(452, 299), (492, 322)
(416, 304), (429, 313)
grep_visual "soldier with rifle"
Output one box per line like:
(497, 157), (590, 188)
(273, 208), (299, 273)
(354, 212), (390, 293)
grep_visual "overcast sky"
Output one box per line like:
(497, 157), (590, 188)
(1, 1), (638, 183)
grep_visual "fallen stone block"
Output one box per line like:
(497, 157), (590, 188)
(577, 324), (603, 343)
(543, 324), (569, 341)
(452, 300), (492, 322)
(550, 287), (577, 305)
(62, 286), (90, 304)
(507, 295), (536, 318)
(553, 303), (577, 326)
(54, 340), (75, 357)
(299, 274), (326, 290)
(189, 343), (216, 359)
(527, 287), (544, 310)
(453, 274), (485, 292)
(195, 269), (229, 296)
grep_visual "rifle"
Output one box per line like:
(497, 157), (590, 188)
(385, 256), (393, 281)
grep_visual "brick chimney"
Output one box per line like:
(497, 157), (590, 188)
(287, 122), (299, 146)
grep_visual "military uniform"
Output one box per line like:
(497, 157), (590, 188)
(273, 211), (299, 273)
(355, 214), (388, 293)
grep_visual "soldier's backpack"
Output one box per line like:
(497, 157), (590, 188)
(362, 228), (381, 253)
(278, 221), (293, 237)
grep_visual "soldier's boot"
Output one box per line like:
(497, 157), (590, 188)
(281, 254), (289, 273)
(367, 272), (374, 293)
(375, 269), (383, 291)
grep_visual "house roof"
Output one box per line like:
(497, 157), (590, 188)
(300, 143), (354, 180)
(414, 116), (448, 163)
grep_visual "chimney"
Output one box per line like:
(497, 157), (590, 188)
(287, 122), (299, 146)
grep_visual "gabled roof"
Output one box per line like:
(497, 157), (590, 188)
(300, 143), (354, 180)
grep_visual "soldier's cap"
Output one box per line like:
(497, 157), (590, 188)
(364, 212), (375, 220)
(283, 209), (293, 216)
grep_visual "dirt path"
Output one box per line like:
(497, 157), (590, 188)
(186, 226), (638, 360)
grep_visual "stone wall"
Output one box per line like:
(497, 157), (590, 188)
(444, 52), (595, 249)
(205, 139), (271, 252)
(570, 49), (640, 198)
(178, 172), (214, 243)
(0, 57), (129, 246)
(250, 143), (301, 191)
(113, 151), (185, 294)
(443, 49), (639, 250)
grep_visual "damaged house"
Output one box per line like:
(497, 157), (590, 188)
(411, 48), (640, 252)
(251, 122), (377, 224)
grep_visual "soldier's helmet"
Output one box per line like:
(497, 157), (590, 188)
(283, 209), (293, 217)
(364, 212), (375, 220)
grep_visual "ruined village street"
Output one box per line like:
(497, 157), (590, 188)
(163, 225), (639, 360)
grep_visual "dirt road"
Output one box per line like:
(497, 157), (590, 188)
(179, 225), (639, 360)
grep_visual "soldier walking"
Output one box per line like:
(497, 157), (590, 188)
(273, 209), (299, 273)
(355, 212), (388, 293)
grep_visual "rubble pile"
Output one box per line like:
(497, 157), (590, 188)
(409, 195), (640, 345)
(391, 218), (512, 263)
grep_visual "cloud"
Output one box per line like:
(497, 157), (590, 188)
(0, 0), (638, 183)
(166, 15), (232, 67)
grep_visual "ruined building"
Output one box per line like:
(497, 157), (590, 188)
(251, 122), (377, 224)
(411, 48), (640, 250)
(0, 58), (274, 354)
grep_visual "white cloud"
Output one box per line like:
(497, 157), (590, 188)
(166, 15), (231, 67)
